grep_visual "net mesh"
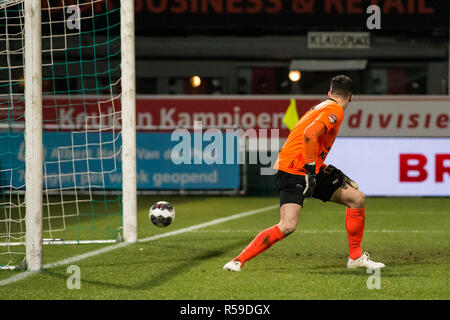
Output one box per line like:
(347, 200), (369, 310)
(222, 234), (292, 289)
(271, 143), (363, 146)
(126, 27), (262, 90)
(0, 0), (123, 268)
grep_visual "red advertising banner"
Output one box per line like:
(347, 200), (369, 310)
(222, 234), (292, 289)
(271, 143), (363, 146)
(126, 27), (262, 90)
(12, 96), (318, 136)
(2, 95), (449, 137)
(133, 97), (318, 137)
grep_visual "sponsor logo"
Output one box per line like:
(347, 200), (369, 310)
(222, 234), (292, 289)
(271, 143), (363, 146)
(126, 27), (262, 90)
(329, 113), (338, 124)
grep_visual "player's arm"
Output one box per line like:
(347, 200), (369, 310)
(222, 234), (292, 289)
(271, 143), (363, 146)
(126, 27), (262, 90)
(302, 121), (327, 197)
(303, 121), (327, 164)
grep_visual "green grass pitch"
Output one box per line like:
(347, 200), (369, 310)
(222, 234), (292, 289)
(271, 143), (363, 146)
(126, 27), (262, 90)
(0, 196), (449, 300)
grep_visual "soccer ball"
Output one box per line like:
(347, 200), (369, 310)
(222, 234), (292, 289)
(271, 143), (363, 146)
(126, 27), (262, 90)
(149, 201), (175, 228)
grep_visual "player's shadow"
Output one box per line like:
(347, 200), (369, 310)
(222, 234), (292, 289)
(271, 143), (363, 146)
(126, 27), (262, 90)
(44, 237), (250, 291)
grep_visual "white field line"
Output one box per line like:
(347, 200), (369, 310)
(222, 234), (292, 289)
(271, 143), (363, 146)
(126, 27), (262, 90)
(190, 229), (449, 234)
(0, 240), (118, 247)
(0, 204), (279, 286)
(369, 211), (450, 215)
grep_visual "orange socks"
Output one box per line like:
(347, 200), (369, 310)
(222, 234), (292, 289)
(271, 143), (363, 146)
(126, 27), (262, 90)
(345, 207), (365, 260)
(234, 209), (365, 266)
(235, 225), (285, 266)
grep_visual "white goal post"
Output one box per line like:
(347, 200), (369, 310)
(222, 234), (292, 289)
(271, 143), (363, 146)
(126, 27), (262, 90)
(18, 0), (137, 272)
(121, 0), (137, 244)
(24, 0), (43, 273)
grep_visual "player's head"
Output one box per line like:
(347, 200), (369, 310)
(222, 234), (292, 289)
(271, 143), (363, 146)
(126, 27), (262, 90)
(329, 75), (353, 102)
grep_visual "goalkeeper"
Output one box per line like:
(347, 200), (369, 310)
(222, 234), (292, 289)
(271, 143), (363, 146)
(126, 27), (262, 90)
(224, 75), (385, 272)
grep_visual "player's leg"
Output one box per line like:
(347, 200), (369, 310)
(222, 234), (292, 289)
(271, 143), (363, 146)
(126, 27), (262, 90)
(223, 203), (300, 272)
(330, 186), (366, 260)
(329, 183), (385, 269)
(223, 171), (304, 272)
(278, 203), (301, 236)
(313, 165), (384, 269)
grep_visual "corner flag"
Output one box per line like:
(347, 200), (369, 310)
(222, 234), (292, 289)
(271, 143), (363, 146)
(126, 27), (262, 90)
(283, 98), (299, 131)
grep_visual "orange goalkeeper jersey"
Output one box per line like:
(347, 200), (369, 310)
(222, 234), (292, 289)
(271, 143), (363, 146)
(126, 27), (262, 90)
(274, 98), (345, 175)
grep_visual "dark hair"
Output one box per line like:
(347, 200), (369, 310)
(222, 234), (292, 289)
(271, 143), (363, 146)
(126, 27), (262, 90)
(330, 75), (353, 98)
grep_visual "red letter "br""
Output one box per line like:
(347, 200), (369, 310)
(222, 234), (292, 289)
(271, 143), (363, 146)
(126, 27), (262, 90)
(399, 154), (428, 182)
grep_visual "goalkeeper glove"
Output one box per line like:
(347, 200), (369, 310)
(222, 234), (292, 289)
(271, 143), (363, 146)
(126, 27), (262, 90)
(344, 175), (359, 190)
(324, 164), (359, 190)
(303, 163), (316, 197)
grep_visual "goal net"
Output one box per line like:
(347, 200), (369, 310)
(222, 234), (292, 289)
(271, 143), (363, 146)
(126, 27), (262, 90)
(0, 0), (136, 270)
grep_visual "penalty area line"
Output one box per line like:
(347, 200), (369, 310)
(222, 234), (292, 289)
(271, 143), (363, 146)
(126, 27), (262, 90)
(0, 204), (279, 287)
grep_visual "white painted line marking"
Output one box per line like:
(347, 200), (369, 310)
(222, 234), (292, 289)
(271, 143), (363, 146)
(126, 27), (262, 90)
(190, 229), (449, 234)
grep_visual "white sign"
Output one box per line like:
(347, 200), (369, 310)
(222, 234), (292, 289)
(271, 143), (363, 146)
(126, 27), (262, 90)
(307, 32), (370, 49)
(326, 138), (450, 196)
